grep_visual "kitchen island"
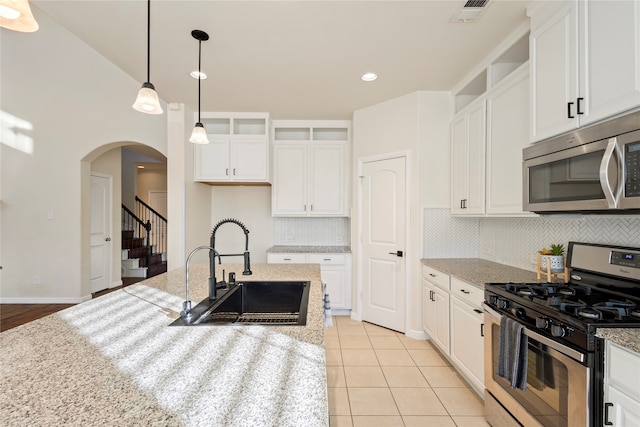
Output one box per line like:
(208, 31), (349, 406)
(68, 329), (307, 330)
(0, 263), (328, 427)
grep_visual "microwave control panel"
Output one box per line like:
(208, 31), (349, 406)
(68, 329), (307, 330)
(626, 141), (640, 197)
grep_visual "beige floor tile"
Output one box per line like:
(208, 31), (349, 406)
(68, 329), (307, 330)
(326, 348), (344, 366)
(344, 366), (388, 387)
(326, 365), (347, 387)
(328, 387), (351, 416)
(352, 415), (404, 427)
(330, 416), (354, 427)
(419, 366), (468, 387)
(390, 387), (448, 416)
(325, 335), (341, 349)
(339, 335), (372, 349)
(374, 349), (416, 366)
(369, 335), (404, 349)
(433, 388), (485, 416)
(348, 388), (400, 416)
(397, 335), (434, 349)
(407, 348), (449, 366)
(381, 366), (429, 388)
(335, 316), (363, 326)
(338, 325), (368, 336)
(363, 322), (398, 336)
(341, 348), (380, 366)
(325, 326), (338, 336)
(451, 416), (492, 426)
(402, 415), (457, 426)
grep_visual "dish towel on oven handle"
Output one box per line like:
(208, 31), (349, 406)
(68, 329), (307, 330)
(497, 315), (528, 390)
(323, 281), (333, 327)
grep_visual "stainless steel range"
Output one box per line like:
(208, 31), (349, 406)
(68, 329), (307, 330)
(483, 242), (640, 426)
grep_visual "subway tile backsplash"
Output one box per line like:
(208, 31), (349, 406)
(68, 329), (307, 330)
(424, 208), (640, 271)
(274, 217), (350, 246)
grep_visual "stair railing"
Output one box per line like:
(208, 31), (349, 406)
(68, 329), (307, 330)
(135, 196), (168, 257)
(122, 204), (152, 277)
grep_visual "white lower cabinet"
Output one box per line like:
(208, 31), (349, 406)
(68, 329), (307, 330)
(604, 341), (640, 426)
(422, 266), (451, 354)
(449, 278), (485, 394)
(267, 252), (351, 311)
(422, 266), (485, 396)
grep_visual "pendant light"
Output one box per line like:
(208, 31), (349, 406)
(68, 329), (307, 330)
(132, 0), (163, 115)
(0, 0), (39, 32)
(189, 29), (210, 144)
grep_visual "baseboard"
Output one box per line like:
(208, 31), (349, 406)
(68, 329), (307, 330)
(404, 328), (428, 340)
(331, 308), (351, 316)
(111, 280), (123, 289)
(0, 296), (85, 304)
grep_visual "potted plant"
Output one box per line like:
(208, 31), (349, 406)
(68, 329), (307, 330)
(538, 244), (566, 273)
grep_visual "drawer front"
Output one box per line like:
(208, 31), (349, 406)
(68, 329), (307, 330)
(422, 265), (450, 291)
(308, 254), (346, 265)
(451, 277), (484, 308)
(607, 341), (640, 396)
(267, 253), (308, 263)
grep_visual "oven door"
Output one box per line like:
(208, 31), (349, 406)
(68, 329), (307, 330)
(484, 304), (590, 427)
(523, 137), (621, 212)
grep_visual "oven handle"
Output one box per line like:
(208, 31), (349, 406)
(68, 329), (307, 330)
(483, 303), (585, 363)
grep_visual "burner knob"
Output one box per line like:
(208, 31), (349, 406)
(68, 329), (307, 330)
(511, 308), (525, 319)
(496, 297), (510, 309)
(551, 324), (569, 338)
(536, 317), (550, 329)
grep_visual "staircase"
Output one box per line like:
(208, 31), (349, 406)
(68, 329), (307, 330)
(121, 197), (167, 281)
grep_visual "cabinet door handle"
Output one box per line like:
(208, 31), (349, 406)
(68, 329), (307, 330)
(604, 402), (613, 425)
(429, 290), (435, 301)
(225, 168), (229, 176)
(577, 97), (584, 115)
(568, 102), (575, 119)
(460, 289), (470, 294)
(310, 204), (313, 211)
(480, 323), (485, 337)
(233, 168), (236, 175)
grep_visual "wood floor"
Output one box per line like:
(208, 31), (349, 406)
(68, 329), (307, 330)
(0, 278), (143, 332)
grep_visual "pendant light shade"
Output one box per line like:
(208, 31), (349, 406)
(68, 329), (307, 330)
(132, 0), (163, 115)
(189, 29), (210, 144)
(0, 0), (39, 32)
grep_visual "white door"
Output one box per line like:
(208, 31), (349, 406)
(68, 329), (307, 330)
(90, 173), (112, 293)
(361, 156), (406, 332)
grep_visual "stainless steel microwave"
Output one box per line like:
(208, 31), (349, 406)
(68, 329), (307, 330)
(523, 110), (640, 214)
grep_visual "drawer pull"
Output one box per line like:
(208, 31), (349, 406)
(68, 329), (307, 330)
(428, 273), (436, 278)
(460, 289), (470, 294)
(473, 309), (483, 314)
(324, 258), (331, 261)
(283, 258), (291, 261)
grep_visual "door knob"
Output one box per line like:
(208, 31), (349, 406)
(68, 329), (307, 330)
(388, 250), (403, 257)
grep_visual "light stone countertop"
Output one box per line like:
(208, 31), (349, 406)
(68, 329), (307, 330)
(0, 263), (328, 427)
(421, 258), (540, 289)
(597, 328), (640, 354)
(267, 245), (351, 254)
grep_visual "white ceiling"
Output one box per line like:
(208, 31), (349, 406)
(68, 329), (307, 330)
(33, 0), (531, 120)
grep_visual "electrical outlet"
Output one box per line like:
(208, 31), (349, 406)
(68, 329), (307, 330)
(33, 275), (41, 285)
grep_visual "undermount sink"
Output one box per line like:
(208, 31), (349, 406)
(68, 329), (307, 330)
(170, 281), (310, 326)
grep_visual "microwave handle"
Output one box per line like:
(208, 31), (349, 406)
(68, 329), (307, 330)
(599, 137), (622, 208)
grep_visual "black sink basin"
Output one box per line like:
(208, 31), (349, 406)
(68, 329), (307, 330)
(170, 281), (310, 326)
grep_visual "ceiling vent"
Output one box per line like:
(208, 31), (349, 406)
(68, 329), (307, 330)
(450, 0), (490, 23)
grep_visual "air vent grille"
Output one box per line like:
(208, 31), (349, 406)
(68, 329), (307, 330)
(451, 0), (490, 23)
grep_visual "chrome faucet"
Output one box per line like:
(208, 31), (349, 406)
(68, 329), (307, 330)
(180, 245), (218, 323)
(209, 218), (252, 300)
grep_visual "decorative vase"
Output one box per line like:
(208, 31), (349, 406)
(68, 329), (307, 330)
(540, 255), (564, 273)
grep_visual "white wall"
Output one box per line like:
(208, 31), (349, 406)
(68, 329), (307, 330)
(352, 91), (451, 337)
(1, 12), (167, 302)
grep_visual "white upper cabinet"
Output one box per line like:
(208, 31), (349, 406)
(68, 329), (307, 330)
(529, 0), (640, 143)
(451, 100), (486, 215)
(194, 113), (270, 183)
(271, 121), (350, 217)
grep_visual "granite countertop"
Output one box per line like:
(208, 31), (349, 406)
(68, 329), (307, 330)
(267, 245), (351, 254)
(0, 263), (328, 427)
(421, 258), (539, 289)
(596, 328), (640, 354)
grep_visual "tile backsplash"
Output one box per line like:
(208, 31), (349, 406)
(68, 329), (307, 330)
(274, 217), (350, 246)
(424, 208), (640, 271)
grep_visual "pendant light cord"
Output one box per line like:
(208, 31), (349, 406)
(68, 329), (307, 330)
(197, 39), (202, 123)
(146, 0), (151, 83)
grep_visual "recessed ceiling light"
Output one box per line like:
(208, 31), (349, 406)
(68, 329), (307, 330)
(361, 72), (378, 82)
(190, 71), (208, 79)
